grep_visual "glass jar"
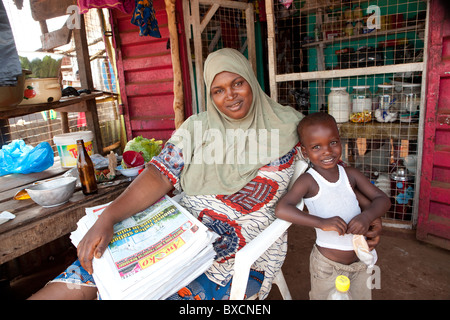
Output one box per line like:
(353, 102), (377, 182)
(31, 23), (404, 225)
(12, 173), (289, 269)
(350, 85), (372, 122)
(345, 22), (354, 36)
(353, 5), (363, 20)
(344, 8), (352, 22)
(353, 20), (364, 35)
(328, 87), (350, 123)
(399, 83), (421, 123)
(374, 84), (398, 122)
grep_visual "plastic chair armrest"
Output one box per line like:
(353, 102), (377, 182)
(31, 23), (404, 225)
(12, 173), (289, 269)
(230, 217), (293, 300)
(229, 158), (308, 300)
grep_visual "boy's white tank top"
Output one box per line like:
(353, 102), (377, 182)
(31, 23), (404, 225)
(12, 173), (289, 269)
(304, 165), (360, 251)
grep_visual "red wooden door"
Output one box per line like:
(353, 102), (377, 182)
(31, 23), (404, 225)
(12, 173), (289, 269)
(110, 0), (191, 141)
(416, 0), (450, 249)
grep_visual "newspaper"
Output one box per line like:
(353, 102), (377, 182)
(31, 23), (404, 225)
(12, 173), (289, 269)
(71, 195), (218, 300)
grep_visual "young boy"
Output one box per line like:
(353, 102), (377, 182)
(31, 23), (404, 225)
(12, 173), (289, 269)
(275, 112), (391, 299)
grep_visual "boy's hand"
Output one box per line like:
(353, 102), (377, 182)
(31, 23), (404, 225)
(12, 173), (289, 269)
(320, 216), (347, 235)
(347, 213), (371, 235)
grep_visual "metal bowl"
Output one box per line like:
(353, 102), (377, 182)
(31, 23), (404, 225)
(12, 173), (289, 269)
(116, 164), (145, 177)
(25, 177), (77, 208)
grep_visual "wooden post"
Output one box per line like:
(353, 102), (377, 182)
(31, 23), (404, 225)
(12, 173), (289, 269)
(245, 4), (256, 76)
(265, 0), (277, 101)
(60, 112), (69, 133)
(73, 14), (103, 154)
(165, 0), (185, 129)
(191, 0), (205, 112)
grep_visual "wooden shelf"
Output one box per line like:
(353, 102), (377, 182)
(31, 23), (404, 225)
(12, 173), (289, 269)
(338, 121), (419, 140)
(276, 62), (423, 82)
(299, 0), (369, 15)
(0, 91), (104, 119)
(302, 24), (425, 48)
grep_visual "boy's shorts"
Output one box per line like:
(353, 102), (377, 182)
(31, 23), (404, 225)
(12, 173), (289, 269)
(309, 244), (372, 300)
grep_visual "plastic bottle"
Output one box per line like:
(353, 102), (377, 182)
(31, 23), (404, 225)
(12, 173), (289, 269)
(314, 25), (321, 41)
(327, 275), (352, 300)
(328, 87), (350, 123)
(77, 139), (98, 195)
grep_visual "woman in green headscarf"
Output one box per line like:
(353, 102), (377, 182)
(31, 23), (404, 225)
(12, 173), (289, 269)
(171, 48), (303, 195)
(31, 48), (304, 300)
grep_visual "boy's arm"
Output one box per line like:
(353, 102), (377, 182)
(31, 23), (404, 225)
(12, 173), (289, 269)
(275, 174), (347, 235)
(346, 167), (391, 235)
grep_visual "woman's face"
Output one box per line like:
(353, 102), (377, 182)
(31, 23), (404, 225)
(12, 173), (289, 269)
(210, 71), (253, 120)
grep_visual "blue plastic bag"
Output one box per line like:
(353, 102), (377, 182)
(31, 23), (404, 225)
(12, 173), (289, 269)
(0, 140), (54, 176)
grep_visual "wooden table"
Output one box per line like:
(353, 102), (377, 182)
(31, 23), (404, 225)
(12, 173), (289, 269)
(0, 162), (131, 265)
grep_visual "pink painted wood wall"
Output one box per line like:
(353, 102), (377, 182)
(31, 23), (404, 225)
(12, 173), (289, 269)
(111, 0), (187, 142)
(417, 0), (450, 249)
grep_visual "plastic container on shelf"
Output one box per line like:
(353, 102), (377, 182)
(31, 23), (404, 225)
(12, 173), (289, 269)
(399, 83), (421, 123)
(374, 84), (398, 122)
(53, 131), (94, 168)
(328, 87), (350, 123)
(350, 85), (372, 122)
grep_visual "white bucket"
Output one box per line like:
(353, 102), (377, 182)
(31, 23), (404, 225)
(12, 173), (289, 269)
(53, 131), (94, 168)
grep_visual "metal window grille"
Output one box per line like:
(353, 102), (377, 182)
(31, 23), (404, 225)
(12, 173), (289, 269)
(184, 0), (257, 114)
(271, 0), (428, 224)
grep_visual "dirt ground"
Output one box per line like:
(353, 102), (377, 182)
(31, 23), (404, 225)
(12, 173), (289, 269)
(2, 224), (450, 300)
(267, 224), (450, 300)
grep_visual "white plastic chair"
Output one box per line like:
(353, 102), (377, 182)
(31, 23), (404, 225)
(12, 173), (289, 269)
(172, 158), (308, 300)
(230, 158), (308, 300)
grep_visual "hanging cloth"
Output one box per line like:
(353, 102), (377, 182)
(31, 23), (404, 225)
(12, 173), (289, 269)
(0, 1), (22, 86)
(77, 0), (135, 14)
(131, 0), (161, 38)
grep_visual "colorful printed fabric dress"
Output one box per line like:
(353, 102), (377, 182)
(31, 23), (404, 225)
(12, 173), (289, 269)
(52, 142), (301, 300)
(151, 142), (300, 300)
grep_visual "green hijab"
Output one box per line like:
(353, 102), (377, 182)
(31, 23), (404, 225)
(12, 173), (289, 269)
(168, 48), (303, 195)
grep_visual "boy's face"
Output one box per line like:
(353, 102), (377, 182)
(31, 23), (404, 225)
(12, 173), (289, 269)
(300, 120), (342, 172)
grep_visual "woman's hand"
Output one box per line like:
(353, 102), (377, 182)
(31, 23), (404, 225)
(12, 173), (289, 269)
(347, 213), (371, 235)
(364, 217), (382, 250)
(76, 166), (174, 275)
(77, 214), (115, 275)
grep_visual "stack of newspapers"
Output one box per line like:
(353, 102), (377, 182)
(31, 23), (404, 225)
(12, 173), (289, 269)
(70, 195), (218, 300)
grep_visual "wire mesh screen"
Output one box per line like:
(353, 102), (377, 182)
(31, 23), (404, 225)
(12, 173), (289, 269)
(197, 4), (250, 60)
(186, 0), (257, 113)
(272, 0), (427, 222)
(274, 0), (426, 74)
